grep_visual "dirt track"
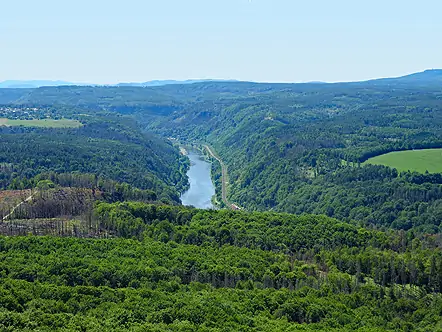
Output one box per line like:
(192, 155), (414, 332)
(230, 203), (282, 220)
(203, 144), (245, 211)
(2, 192), (34, 221)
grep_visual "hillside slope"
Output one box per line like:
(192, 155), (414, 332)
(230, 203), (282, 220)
(0, 112), (188, 205)
(4, 71), (442, 232)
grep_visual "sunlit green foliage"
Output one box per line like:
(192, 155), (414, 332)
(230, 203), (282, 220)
(0, 234), (440, 331)
(0, 114), (188, 203)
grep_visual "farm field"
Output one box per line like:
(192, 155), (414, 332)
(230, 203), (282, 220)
(364, 148), (442, 173)
(0, 118), (82, 128)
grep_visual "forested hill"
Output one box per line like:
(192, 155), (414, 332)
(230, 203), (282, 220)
(3, 70), (442, 232)
(6, 70), (442, 112)
(368, 69), (442, 85)
(0, 89), (32, 104)
(0, 111), (188, 204)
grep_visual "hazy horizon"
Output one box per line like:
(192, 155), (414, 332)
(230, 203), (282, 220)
(0, 68), (441, 86)
(3, 67), (442, 87)
(2, 0), (441, 84)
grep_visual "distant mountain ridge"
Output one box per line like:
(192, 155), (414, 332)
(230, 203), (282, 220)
(0, 80), (78, 88)
(367, 69), (442, 85)
(0, 79), (236, 89)
(1, 70), (441, 89)
(116, 79), (236, 87)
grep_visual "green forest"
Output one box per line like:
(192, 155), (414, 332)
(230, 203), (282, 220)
(0, 70), (441, 330)
(0, 202), (441, 331)
(11, 72), (442, 232)
(0, 112), (188, 205)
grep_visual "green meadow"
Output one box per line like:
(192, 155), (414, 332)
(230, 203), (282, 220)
(0, 118), (82, 128)
(365, 148), (442, 173)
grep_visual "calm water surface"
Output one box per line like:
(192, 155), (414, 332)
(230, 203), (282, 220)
(180, 151), (215, 209)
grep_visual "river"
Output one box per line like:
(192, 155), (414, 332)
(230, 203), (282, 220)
(180, 150), (215, 209)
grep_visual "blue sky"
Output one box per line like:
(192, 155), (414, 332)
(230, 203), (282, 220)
(1, 0), (441, 83)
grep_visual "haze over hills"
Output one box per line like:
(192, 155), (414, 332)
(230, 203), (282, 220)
(1, 70), (441, 89)
(116, 79), (237, 87)
(0, 79), (237, 89)
(0, 80), (78, 89)
(367, 69), (442, 85)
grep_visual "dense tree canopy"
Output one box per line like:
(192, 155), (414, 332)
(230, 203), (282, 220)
(0, 113), (188, 203)
(0, 230), (440, 331)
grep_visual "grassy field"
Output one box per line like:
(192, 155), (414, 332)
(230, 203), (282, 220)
(0, 118), (82, 128)
(364, 149), (442, 173)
